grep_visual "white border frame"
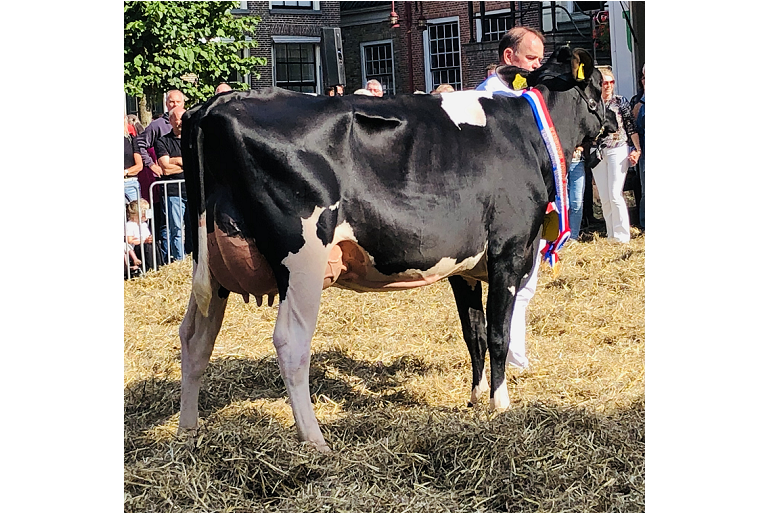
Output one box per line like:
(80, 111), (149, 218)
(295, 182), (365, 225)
(422, 16), (462, 93)
(360, 39), (395, 94)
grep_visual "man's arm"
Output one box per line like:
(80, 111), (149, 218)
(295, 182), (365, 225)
(137, 118), (168, 176)
(158, 155), (183, 175)
(136, 122), (158, 167)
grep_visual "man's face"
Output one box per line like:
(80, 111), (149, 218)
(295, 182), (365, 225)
(366, 83), (383, 97)
(169, 108), (184, 134)
(166, 91), (185, 112)
(503, 33), (544, 71)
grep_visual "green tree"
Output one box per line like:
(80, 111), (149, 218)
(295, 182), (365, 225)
(124, 1), (265, 125)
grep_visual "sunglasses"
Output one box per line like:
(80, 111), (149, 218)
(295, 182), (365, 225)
(602, 80), (615, 86)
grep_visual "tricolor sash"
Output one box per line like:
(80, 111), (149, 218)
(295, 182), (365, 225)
(521, 88), (571, 267)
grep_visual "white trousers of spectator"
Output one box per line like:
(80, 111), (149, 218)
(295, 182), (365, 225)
(592, 145), (631, 243)
(507, 239), (546, 369)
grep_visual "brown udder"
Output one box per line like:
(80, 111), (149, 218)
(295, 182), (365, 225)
(207, 227), (370, 300)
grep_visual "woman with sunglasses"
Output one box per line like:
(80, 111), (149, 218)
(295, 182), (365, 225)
(591, 68), (642, 243)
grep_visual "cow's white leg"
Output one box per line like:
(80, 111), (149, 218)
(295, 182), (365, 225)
(272, 207), (334, 452)
(273, 266), (328, 452)
(178, 282), (228, 433)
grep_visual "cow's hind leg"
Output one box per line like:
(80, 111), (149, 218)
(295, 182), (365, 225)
(178, 284), (228, 434)
(449, 276), (489, 406)
(273, 266), (329, 452)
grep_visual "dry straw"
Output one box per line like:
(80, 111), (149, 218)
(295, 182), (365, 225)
(125, 231), (644, 512)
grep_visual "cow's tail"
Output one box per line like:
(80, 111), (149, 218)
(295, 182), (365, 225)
(186, 106), (213, 317)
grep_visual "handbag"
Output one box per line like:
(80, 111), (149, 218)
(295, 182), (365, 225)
(585, 144), (603, 169)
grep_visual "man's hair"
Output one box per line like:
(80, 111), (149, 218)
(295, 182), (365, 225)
(366, 79), (382, 89)
(498, 26), (545, 60)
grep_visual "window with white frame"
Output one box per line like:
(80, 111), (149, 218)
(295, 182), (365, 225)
(425, 20), (462, 92)
(484, 12), (512, 41)
(270, 1), (319, 10)
(542, 1), (605, 32)
(274, 42), (318, 93)
(361, 40), (395, 96)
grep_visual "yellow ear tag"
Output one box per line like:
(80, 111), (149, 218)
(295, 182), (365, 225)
(577, 63), (585, 80)
(512, 73), (528, 90)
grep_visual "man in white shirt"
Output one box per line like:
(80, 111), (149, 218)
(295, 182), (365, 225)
(476, 26), (545, 370)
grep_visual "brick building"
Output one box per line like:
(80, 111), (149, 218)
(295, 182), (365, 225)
(234, 1), (341, 92)
(338, 1), (615, 95)
(223, 2), (639, 98)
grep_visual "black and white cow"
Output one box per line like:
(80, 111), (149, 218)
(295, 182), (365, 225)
(178, 47), (615, 452)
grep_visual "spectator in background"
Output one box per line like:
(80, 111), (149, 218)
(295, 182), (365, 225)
(365, 79), (384, 97)
(633, 64), (645, 231)
(324, 85), (336, 97)
(215, 82), (232, 94)
(136, 90), (184, 244)
(335, 84), (345, 96)
(125, 199), (155, 275)
(124, 115), (143, 203)
(127, 114), (144, 136)
(591, 68), (641, 244)
(567, 146), (586, 241)
(154, 106), (189, 264)
(486, 63), (498, 77)
(137, 90), (185, 180)
(432, 83), (455, 94)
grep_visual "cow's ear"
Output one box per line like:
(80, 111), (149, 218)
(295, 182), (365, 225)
(554, 46), (574, 64)
(571, 48), (594, 82)
(496, 65), (531, 90)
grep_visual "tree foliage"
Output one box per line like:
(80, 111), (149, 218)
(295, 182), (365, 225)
(124, 1), (265, 108)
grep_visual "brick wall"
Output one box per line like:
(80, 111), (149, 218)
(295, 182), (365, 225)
(341, 20), (395, 93)
(245, 1), (340, 90)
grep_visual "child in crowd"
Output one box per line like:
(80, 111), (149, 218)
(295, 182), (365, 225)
(125, 199), (154, 275)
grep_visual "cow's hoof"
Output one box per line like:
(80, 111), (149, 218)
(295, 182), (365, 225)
(470, 382), (490, 405)
(308, 440), (331, 454)
(177, 425), (198, 437)
(489, 382), (511, 411)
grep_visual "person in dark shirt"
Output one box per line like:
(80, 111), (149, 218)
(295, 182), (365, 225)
(124, 115), (143, 203)
(154, 106), (188, 264)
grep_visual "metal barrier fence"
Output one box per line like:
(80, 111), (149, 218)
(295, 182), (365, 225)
(123, 179), (186, 280)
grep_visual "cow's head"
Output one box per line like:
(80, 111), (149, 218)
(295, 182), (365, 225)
(497, 46), (617, 148)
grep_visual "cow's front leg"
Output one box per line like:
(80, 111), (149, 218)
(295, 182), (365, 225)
(486, 254), (528, 411)
(179, 280), (229, 434)
(448, 275), (489, 406)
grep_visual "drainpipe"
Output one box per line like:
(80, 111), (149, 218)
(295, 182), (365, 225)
(406, 2), (414, 93)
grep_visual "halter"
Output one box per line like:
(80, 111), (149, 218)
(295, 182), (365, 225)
(521, 87), (570, 267)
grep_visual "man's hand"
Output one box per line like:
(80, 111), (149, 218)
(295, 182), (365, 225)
(150, 163), (163, 177)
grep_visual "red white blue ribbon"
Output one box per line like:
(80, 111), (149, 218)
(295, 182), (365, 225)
(522, 88), (571, 267)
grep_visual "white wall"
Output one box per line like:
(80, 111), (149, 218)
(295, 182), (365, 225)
(608, 1), (638, 101)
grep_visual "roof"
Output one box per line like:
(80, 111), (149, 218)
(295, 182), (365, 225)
(339, 1), (390, 12)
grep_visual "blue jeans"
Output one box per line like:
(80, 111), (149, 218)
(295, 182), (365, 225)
(567, 160), (585, 240)
(638, 148), (645, 230)
(159, 193), (187, 263)
(124, 178), (140, 204)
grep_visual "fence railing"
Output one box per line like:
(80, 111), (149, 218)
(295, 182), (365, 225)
(124, 179), (186, 280)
